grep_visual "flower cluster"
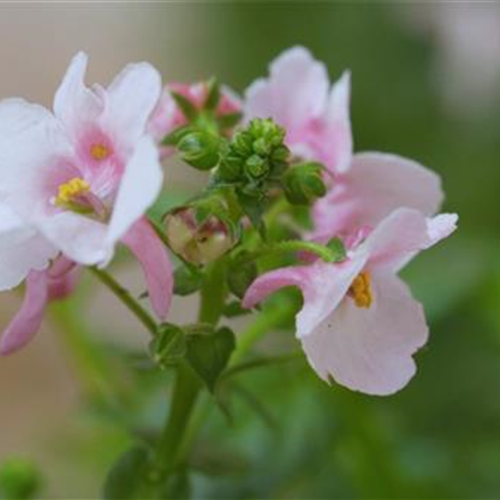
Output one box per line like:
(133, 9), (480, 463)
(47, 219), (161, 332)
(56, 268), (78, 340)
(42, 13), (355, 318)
(0, 46), (457, 398)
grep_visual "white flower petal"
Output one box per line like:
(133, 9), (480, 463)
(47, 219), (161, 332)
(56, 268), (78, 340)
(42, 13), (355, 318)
(0, 205), (57, 291)
(0, 98), (71, 220)
(53, 52), (104, 140)
(106, 135), (163, 246)
(301, 271), (428, 395)
(104, 62), (162, 152)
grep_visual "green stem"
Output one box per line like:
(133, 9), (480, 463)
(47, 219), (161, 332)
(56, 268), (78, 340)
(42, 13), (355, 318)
(150, 259), (227, 493)
(89, 266), (158, 337)
(238, 239), (344, 266)
(153, 362), (201, 475)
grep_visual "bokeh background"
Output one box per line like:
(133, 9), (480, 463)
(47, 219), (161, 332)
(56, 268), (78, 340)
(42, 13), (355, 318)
(1, 2), (500, 498)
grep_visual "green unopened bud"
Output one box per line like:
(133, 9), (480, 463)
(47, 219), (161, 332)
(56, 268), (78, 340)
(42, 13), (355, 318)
(282, 162), (327, 205)
(0, 457), (41, 500)
(217, 118), (289, 186)
(178, 130), (221, 171)
(245, 154), (269, 179)
(165, 208), (236, 266)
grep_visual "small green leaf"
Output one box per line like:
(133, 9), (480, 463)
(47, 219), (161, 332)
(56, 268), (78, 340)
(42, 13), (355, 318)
(174, 266), (203, 296)
(170, 91), (198, 121)
(150, 324), (186, 368)
(102, 444), (152, 500)
(186, 326), (236, 392)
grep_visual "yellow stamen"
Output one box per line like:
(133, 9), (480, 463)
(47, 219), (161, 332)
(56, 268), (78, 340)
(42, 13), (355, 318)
(348, 271), (373, 308)
(54, 177), (90, 207)
(90, 143), (111, 161)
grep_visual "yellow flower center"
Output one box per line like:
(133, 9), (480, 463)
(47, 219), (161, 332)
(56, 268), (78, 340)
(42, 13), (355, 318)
(90, 143), (111, 161)
(54, 177), (90, 207)
(348, 271), (373, 308)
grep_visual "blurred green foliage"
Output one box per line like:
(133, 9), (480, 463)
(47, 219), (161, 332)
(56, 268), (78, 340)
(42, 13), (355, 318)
(11, 3), (500, 499)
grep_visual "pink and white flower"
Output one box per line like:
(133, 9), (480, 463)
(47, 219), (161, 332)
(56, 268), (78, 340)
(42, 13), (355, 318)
(243, 208), (458, 395)
(148, 81), (241, 157)
(244, 46), (444, 239)
(0, 52), (173, 322)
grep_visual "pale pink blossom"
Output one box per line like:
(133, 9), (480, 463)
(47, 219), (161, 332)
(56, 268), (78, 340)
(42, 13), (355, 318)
(243, 208), (458, 395)
(148, 81), (241, 157)
(244, 47), (444, 239)
(0, 52), (173, 320)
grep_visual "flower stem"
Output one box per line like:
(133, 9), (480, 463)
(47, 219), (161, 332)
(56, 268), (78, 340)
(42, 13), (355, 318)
(150, 259), (228, 493)
(88, 266), (158, 337)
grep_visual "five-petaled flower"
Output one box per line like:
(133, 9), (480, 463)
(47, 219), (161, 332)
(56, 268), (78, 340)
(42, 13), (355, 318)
(0, 52), (174, 352)
(243, 208), (458, 395)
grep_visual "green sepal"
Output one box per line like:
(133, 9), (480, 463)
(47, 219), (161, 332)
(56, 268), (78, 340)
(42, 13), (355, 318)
(327, 237), (347, 262)
(170, 91), (198, 121)
(161, 125), (193, 147)
(204, 77), (220, 111)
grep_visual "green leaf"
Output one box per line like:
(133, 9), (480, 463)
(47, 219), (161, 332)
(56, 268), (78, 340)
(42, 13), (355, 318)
(186, 326), (236, 392)
(150, 324), (186, 368)
(170, 91), (198, 121)
(204, 77), (220, 110)
(102, 444), (152, 500)
(174, 266), (203, 296)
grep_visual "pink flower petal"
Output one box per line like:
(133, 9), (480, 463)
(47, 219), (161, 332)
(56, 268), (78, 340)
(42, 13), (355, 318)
(244, 46), (329, 129)
(301, 271), (429, 395)
(363, 208), (458, 272)
(104, 61), (161, 152)
(122, 218), (173, 320)
(53, 52), (104, 142)
(312, 152), (443, 240)
(243, 255), (367, 339)
(0, 271), (49, 355)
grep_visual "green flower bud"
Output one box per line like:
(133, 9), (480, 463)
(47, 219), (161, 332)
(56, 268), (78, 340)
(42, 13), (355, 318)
(165, 207), (236, 266)
(178, 130), (221, 171)
(282, 162), (327, 205)
(0, 457), (41, 500)
(217, 118), (290, 186)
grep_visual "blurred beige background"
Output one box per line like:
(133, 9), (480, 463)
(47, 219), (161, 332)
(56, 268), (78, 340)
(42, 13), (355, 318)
(0, 4), (207, 495)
